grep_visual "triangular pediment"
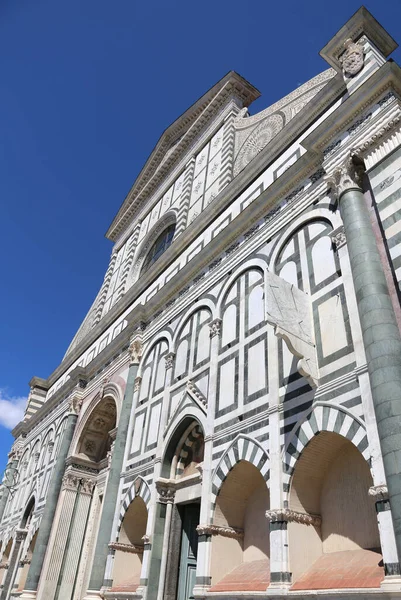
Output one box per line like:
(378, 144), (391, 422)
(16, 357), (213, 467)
(164, 380), (207, 439)
(106, 71), (260, 242)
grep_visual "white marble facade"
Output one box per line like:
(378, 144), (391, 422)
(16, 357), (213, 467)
(2, 7), (401, 600)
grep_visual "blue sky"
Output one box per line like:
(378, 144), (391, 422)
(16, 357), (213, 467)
(0, 0), (400, 474)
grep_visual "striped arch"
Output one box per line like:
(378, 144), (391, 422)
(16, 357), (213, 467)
(176, 424), (202, 477)
(283, 403), (370, 495)
(117, 477), (151, 539)
(210, 435), (269, 520)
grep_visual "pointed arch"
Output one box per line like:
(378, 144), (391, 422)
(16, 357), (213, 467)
(282, 403), (369, 494)
(211, 435), (269, 520)
(117, 476), (151, 539)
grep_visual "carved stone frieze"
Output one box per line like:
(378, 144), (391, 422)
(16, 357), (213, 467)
(209, 318), (222, 339)
(196, 524), (244, 540)
(325, 155), (365, 199)
(266, 509), (321, 527)
(108, 541), (144, 554)
(340, 38), (365, 78)
(331, 226), (347, 250)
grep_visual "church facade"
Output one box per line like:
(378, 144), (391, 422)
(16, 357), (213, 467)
(2, 7), (401, 600)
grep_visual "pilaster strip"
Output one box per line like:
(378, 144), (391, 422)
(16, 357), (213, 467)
(175, 158), (196, 237)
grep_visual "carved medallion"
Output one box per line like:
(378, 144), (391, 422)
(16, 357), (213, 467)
(340, 39), (364, 78)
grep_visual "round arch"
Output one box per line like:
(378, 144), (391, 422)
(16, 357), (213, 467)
(172, 300), (216, 348)
(269, 208), (341, 270)
(138, 335), (172, 378)
(216, 259), (267, 315)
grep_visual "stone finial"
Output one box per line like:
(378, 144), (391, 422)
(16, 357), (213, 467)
(129, 338), (143, 365)
(340, 38), (365, 78)
(325, 155), (365, 200)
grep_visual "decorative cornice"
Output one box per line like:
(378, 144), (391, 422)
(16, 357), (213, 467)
(196, 524), (244, 539)
(265, 509), (321, 527)
(352, 115), (401, 158)
(186, 380), (207, 407)
(108, 541), (144, 554)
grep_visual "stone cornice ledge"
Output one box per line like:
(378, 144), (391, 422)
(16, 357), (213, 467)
(108, 541), (144, 554)
(266, 509), (321, 527)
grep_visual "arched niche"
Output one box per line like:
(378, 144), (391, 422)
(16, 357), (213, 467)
(210, 460), (270, 592)
(75, 397), (117, 464)
(289, 431), (382, 590)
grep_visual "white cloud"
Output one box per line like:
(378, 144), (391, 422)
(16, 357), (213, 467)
(0, 390), (27, 429)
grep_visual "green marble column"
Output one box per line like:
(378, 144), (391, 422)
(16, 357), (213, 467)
(329, 156), (401, 564)
(87, 338), (142, 594)
(0, 456), (18, 524)
(21, 389), (84, 599)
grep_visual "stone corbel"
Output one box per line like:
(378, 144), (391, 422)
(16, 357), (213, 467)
(266, 508), (321, 527)
(196, 524), (244, 540)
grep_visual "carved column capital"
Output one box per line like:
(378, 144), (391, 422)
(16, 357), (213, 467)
(325, 155), (365, 200)
(164, 353), (175, 371)
(62, 472), (81, 492)
(16, 528), (28, 542)
(134, 376), (142, 393)
(209, 318), (222, 339)
(369, 485), (389, 501)
(156, 481), (175, 504)
(331, 226), (347, 250)
(68, 388), (84, 416)
(128, 337), (143, 365)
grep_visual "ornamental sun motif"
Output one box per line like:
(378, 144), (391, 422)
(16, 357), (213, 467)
(340, 38), (364, 78)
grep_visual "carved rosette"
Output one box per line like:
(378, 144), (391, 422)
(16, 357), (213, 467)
(129, 338), (143, 365)
(331, 226), (347, 250)
(196, 524), (244, 540)
(156, 481), (175, 505)
(368, 485), (389, 501)
(265, 509), (321, 527)
(325, 156), (365, 200)
(340, 39), (364, 78)
(164, 353), (175, 371)
(209, 318), (222, 339)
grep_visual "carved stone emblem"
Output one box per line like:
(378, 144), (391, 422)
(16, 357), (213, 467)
(340, 39), (364, 78)
(209, 318), (222, 339)
(331, 227), (347, 250)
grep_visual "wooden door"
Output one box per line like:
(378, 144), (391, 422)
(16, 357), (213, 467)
(177, 504), (200, 600)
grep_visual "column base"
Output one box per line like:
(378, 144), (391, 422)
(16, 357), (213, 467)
(19, 592), (37, 600)
(380, 575), (401, 590)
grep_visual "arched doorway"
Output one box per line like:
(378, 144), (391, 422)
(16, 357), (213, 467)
(289, 431), (382, 590)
